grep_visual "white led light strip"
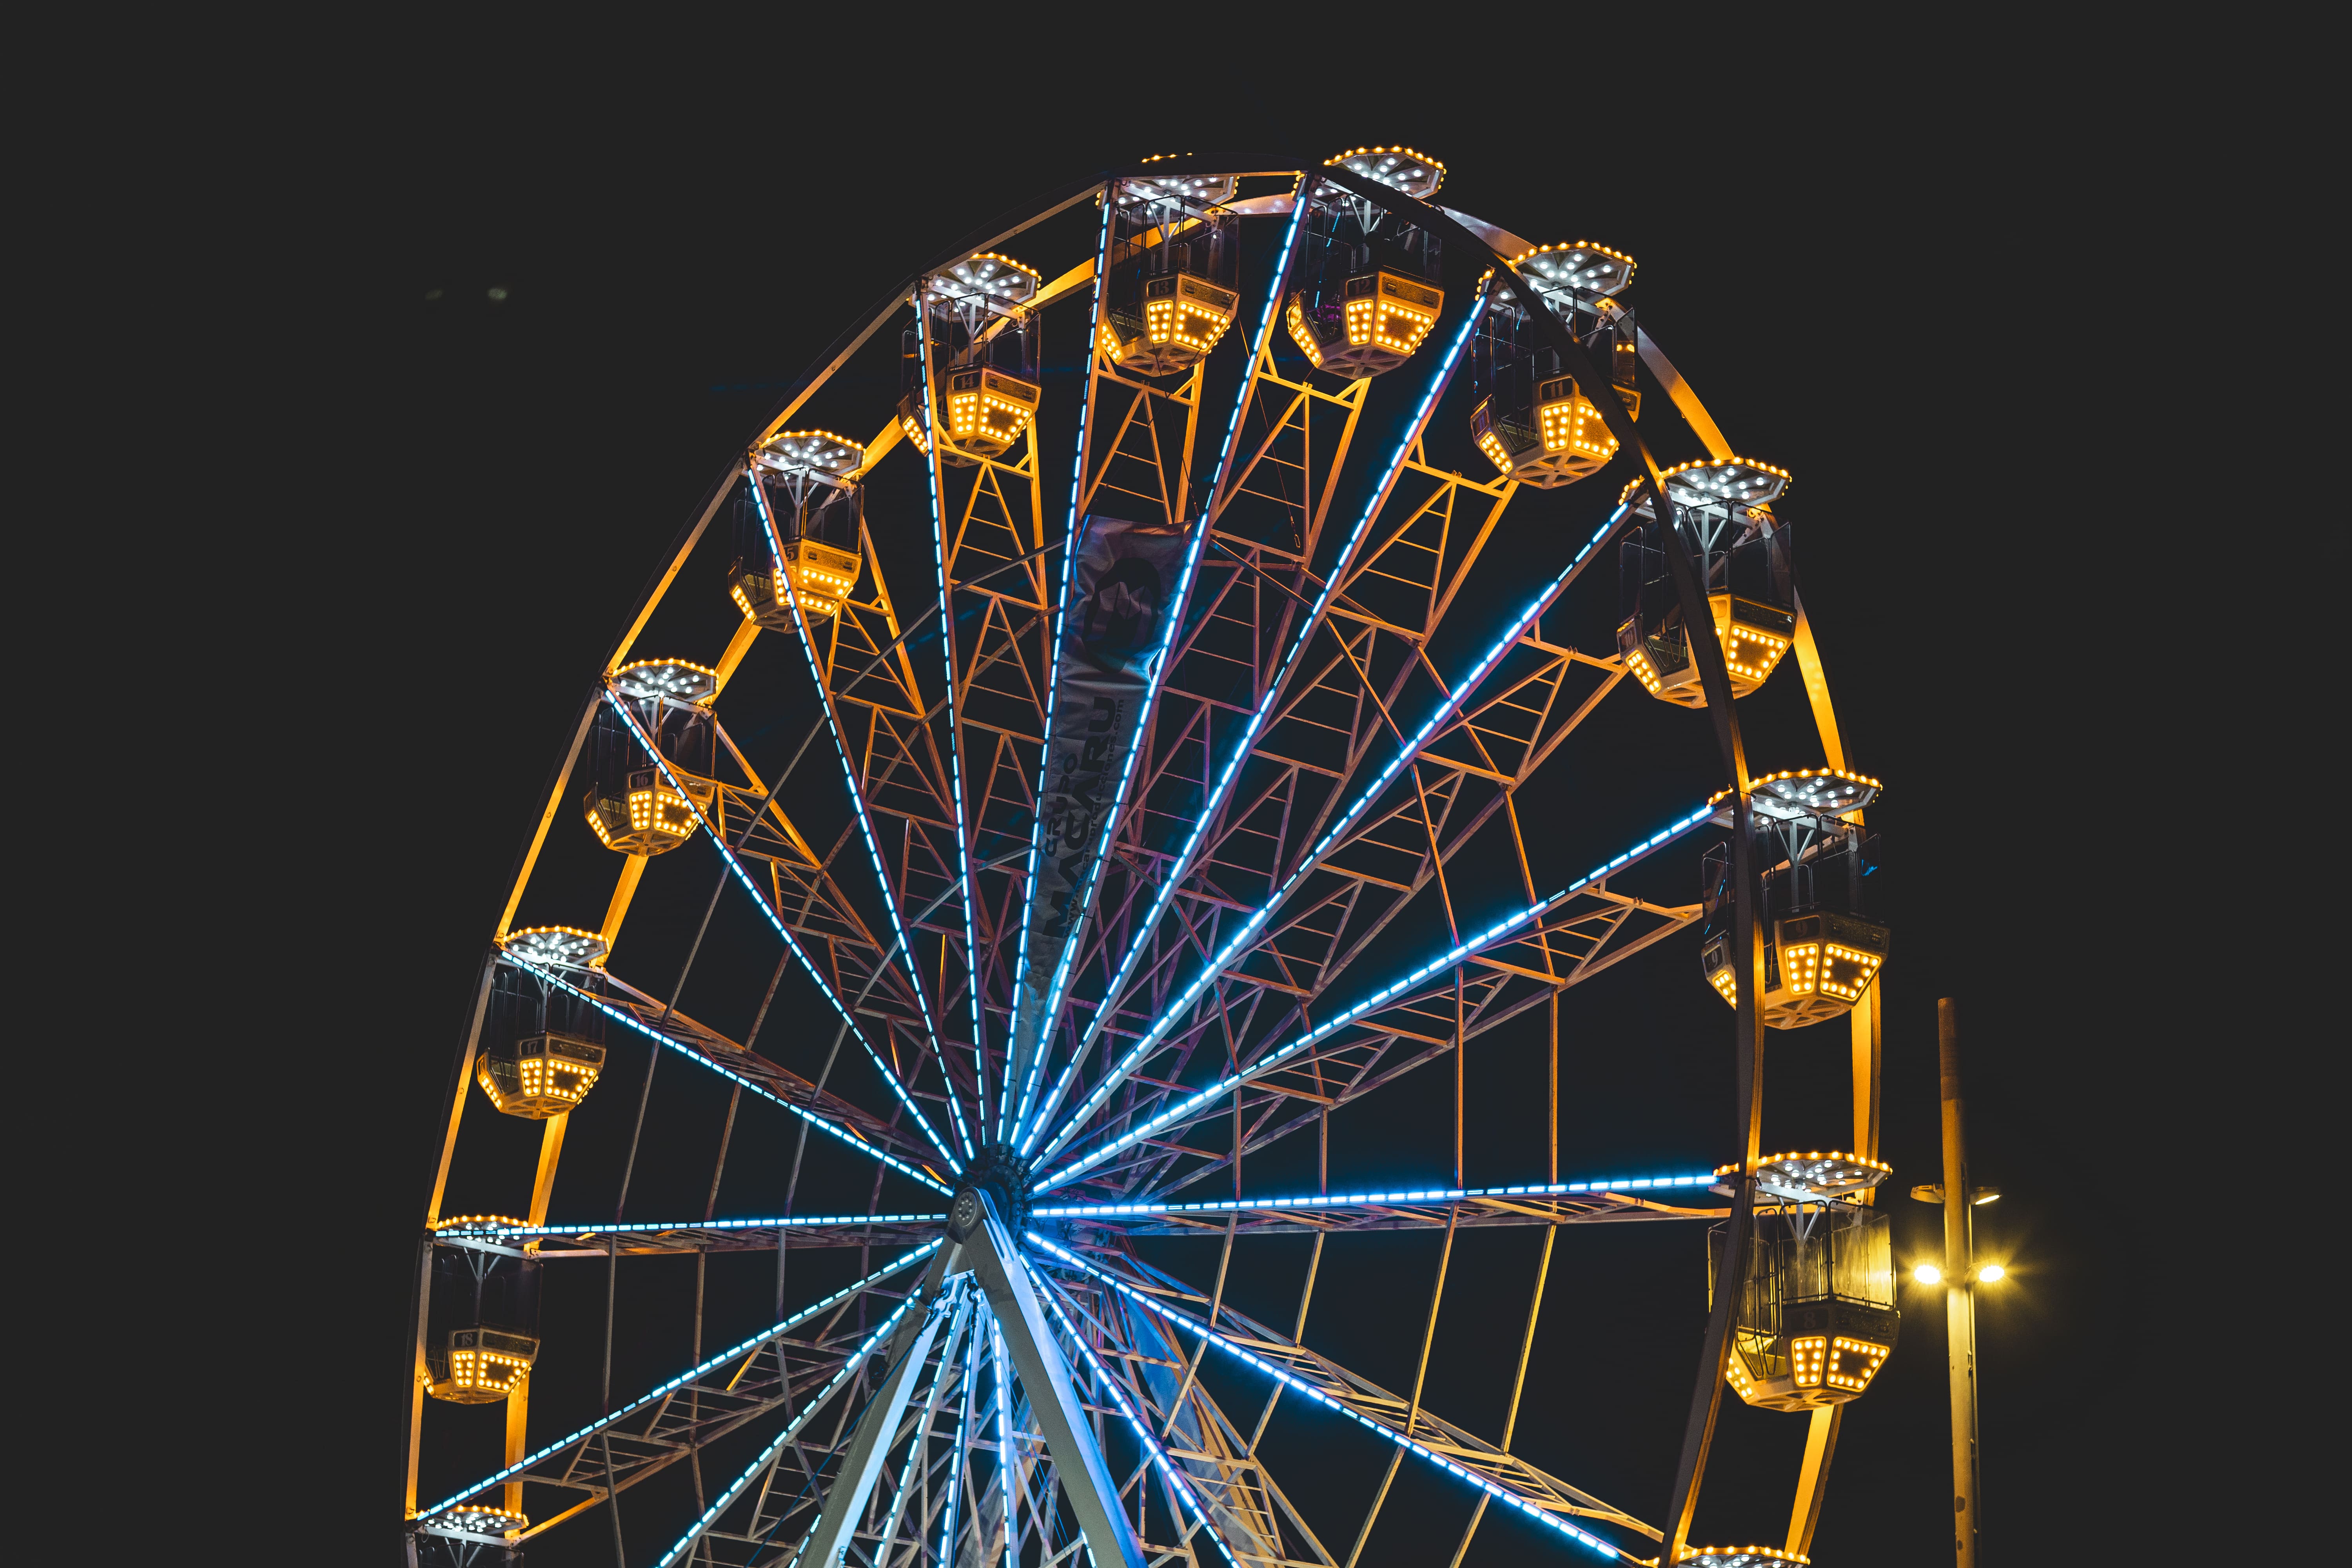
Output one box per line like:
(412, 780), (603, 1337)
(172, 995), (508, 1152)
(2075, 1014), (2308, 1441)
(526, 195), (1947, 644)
(444, 1212), (948, 1238)
(1006, 184), (1318, 1154)
(909, 309), (995, 1143)
(1022, 1254), (1242, 1568)
(1022, 278), (1493, 1160)
(1033, 1172), (1717, 1219)
(741, 483), (974, 1163)
(1027, 1234), (1630, 1563)
(1035, 800), (1716, 1194)
(419, 1240), (941, 1521)
(1029, 496), (1640, 1170)
(1002, 191), (1119, 1147)
(508, 953), (953, 1196)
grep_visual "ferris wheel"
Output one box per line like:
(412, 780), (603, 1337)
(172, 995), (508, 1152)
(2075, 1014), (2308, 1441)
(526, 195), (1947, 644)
(405, 150), (1899, 1568)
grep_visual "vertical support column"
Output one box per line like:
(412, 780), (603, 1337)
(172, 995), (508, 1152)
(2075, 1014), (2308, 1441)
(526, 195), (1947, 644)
(1939, 998), (1981, 1568)
(962, 1193), (1149, 1568)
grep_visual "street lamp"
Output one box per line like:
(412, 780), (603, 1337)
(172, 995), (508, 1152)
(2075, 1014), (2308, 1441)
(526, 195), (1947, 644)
(1929, 998), (1986, 1567)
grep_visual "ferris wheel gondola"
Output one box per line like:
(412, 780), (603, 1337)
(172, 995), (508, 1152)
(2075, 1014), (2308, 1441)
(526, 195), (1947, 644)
(404, 151), (1895, 1568)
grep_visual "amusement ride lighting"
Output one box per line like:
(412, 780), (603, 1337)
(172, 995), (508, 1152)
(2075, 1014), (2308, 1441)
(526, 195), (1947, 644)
(602, 684), (962, 1170)
(421, 1242), (941, 1521)
(654, 1288), (936, 1568)
(435, 1506), (528, 1538)
(1033, 800), (1718, 1193)
(502, 926), (605, 967)
(506, 949), (953, 1195)
(1002, 183), (1315, 1150)
(1005, 194), (1117, 1145)
(1031, 706), (1695, 1175)
(1028, 1234), (1623, 1563)
(441, 1212), (948, 1240)
(933, 1330), (984, 1568)
(1017, 279), (1492, 1154)
(913, 296), (994, 1141)
(866, 1283), (971, 1568)
(1031, 1172), (1719, 1220)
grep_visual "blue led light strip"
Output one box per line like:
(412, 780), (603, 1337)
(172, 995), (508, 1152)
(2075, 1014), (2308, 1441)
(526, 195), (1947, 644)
(1022, 1255), (1242, 1568)
(866, 1283), (970, 1568)
(1028, 1235), (1630, 1564)
(906, 303), (995, 1145)
(445, 1212), (947, 1238)
(509, 953), (954, 1196)
(992, 1315), (1015, 1552)
(604, 686), (961, 1171)
(935, 1325), (984, 1568)
(1025, 281), (1491, 1162)
(1033, 1173), (1718, 1219)
(419, 1240), (941, 1520)
(655, 1285), (938, 1567)
(1035, 800), (1716, 1193)
(1001, 190), (1118, 1148)
(1011, 183), (1318, 1156)
(1029, 497), (1640, 1172)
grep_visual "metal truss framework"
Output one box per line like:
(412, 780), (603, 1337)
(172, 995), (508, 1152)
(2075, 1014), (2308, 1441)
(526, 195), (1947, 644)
(407, 156), (1887, 1568)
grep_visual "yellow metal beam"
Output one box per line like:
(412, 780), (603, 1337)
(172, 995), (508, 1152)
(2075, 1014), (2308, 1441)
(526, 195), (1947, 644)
(597, 854), (648, 954)
(1786, 1406), (1841, 1553)
(713, 615), (762, 688)
(528, 1112), (569, 1227)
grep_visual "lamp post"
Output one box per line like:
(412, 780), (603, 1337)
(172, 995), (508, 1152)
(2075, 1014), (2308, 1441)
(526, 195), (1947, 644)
(1938, 997), (1982, 1566)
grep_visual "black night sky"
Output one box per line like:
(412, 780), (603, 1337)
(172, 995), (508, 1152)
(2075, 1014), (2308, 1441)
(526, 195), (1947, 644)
(287, 34), (2214, 1567)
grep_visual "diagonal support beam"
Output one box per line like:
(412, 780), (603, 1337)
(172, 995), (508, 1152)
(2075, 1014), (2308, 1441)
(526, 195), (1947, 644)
(796, 1260), (970, 1568)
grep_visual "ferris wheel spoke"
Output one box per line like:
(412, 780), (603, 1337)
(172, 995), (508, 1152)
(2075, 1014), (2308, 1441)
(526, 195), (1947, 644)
(1003, 184), (1319, 1158)
(415, 1241), (943, 1541)
(749, 475), (978, 1160)
(1029, 503), (1644, 1171)
(1022, 283), (1489, 1163)
(1035, 845), (1707, 1196)
(510, 955), (953, 1194)
(1029, 1238), (1657, 1560)
(1089, 885), (1699, 1204)
(1036, 1169), (1721, 1239)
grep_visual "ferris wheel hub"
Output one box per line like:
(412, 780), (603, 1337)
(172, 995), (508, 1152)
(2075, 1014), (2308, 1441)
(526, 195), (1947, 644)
(952, 1142), (1033, 1240)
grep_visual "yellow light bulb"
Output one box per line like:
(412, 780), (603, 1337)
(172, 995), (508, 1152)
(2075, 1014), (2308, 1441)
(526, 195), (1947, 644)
(1913, 1263), (1943, 1285)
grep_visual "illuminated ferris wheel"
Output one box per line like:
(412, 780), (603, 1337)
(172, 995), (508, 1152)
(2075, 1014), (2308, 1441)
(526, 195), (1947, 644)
(406, 150), (1898, 1568)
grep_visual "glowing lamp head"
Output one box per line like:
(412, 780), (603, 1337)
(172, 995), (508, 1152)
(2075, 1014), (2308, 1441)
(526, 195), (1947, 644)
(1511, 241), (1637, 304)
(1323, 145), (1445, 198)
(1977, 1263), (2006, 1283)
(1119, 161), (1238, 206)
(754, 429), (864, 479)
(501, 926), (609, 969)
(930, 250), (1041, 308)
(610, 659), (719, 705)
(439, 1506), (529, 1537)
(1913, 1263), (1944, 1285)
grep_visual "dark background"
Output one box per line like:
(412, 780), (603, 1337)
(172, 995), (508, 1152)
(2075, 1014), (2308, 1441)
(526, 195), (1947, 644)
(241, 28), (2231, 1565)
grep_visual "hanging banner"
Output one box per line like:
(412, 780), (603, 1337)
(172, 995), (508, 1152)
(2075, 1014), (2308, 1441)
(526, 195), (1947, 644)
(1006, 514), (1188, 1102)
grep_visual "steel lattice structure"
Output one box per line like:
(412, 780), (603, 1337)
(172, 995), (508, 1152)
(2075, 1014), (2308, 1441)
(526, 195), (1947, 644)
(406, 152), (1891, 1568)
